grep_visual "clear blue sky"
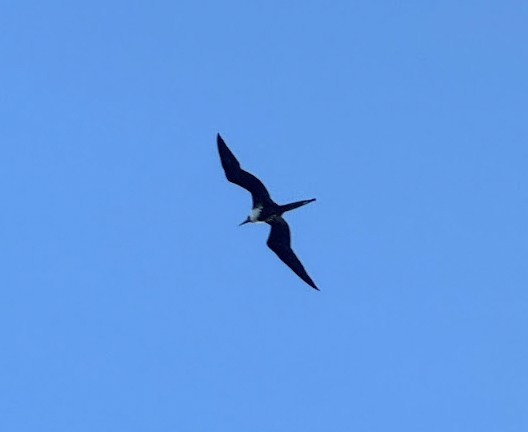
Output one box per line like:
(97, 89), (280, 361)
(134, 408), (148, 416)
(1, 1), (527, 431)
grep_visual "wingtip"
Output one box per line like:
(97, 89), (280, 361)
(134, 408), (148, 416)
(306, 274), (319, 290)
(217, 133), (226, 149)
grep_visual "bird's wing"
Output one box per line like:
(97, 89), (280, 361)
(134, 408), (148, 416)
(266, 216), (319, 290)
(217, 134), (273, 207)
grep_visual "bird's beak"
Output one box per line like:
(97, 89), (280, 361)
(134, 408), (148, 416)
(239, 217), (250, 226)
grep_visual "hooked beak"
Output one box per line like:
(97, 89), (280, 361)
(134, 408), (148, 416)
(239, 217), (250, 226)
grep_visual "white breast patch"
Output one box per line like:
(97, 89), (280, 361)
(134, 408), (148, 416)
(249, 206), (262, 222)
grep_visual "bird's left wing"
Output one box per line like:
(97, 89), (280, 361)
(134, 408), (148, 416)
(217, 134), (273, 207)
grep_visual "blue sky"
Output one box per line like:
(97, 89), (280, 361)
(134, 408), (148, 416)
(1, 1), (527, 431)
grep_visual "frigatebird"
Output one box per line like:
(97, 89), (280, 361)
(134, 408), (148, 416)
(217, 134), (318, 290)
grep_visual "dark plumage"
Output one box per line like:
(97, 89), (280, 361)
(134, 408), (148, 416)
(217, 133), (318, 290)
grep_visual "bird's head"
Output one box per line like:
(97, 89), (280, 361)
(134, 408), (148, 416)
(239, 216), (251, 226)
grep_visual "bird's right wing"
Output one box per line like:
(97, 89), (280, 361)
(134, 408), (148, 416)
(266, 217), (319, 290)
(217, 134), (273, 207)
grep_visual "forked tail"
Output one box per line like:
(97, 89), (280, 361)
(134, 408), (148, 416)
(278, 198), (316, 214)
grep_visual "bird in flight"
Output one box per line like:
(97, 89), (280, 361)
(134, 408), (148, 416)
(217, 134), (319, 290)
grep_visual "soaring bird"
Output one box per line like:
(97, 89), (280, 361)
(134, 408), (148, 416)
(217, 134), (318, 290)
